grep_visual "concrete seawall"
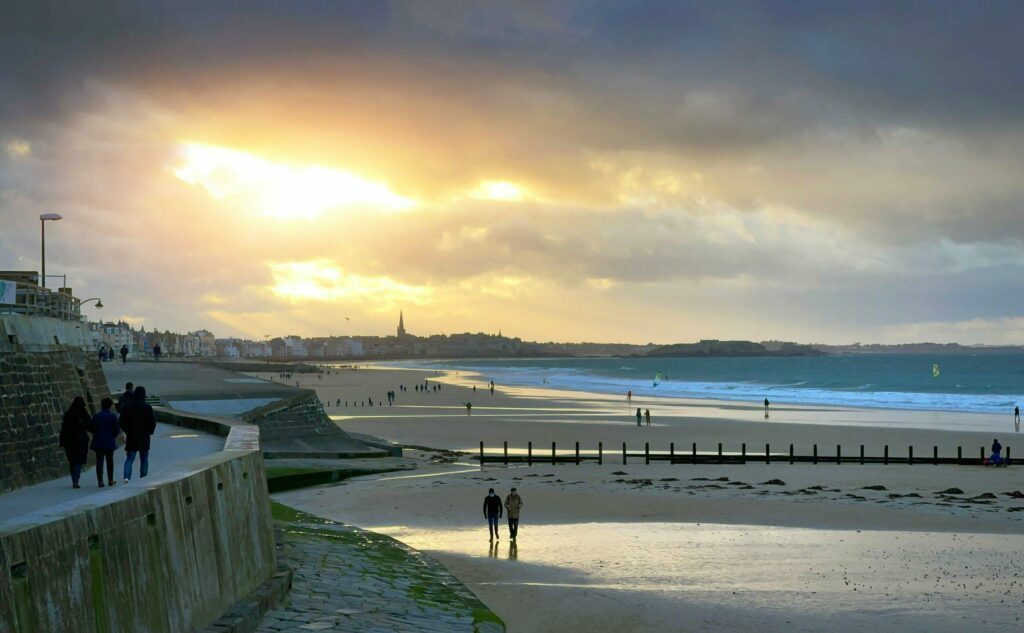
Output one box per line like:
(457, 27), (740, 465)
(0, 410), (277, 633)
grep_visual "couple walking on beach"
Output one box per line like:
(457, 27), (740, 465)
(483, 487), (523, 541)
(58, 382), (156, 488)
(635, 408), (651, 426)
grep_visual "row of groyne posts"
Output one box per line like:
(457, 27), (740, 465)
(478, 441), (1012, 467)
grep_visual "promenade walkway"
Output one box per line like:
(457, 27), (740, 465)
(103, 361), (297, 412)
(0, 422), (223, 523)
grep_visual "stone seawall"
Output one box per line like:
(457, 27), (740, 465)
(0, 411), (277, 633)
(0, 317), (110, 493)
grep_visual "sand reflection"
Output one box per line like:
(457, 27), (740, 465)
(371, 522), (1022, 632)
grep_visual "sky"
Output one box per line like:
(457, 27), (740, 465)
(2, 1), (1024, 345)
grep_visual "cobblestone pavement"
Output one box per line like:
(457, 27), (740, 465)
(254, 508), (504, 633)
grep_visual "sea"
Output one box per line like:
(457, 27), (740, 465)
(405, 354), (1024, 414)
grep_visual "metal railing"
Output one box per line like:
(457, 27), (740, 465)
(0, 280), (82, 321)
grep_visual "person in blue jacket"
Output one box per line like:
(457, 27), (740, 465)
(89, 397), (120, 487)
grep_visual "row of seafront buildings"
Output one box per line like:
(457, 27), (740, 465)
(91, 312), (527, 360)
(91, 320), (218, 357)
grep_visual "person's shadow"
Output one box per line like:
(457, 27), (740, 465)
(488, 541), (499, 558)
(508, 540), (518, 560)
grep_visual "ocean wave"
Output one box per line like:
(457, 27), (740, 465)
(411, 361), (1023, 414)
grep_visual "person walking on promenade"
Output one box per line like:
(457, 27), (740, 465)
(119, 344), (129, 364)
(636, 407), (642, 427)
(644, 408), (651, 426)
(59, 397), (91, 489)
(490, 381), (495, 395)
(465, 401), (473, 416)
(483, 488), (503, 540)
(505, 488), (523, 540)
(120, 386), (156, 482)
(89, 397), (120, 488)
(116, 382), (134, 413)
(764, 398), (770, 419)
(153, 343), (162, 362)
(1015, 406), (1020, 432)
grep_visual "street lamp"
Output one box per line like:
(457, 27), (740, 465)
(80, 298), (104, 309)
(39, 213), (63, 288)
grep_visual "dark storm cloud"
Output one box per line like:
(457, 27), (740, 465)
(4, 1), (1024, 136)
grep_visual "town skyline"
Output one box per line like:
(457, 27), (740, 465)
(92, 310), (1024, 361)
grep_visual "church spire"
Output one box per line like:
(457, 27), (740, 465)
(397, 310), (406, 338)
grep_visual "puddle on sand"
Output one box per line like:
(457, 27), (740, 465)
(370, 522), (1023, 631)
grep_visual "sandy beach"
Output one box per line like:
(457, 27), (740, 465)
(256, 365), (1024, 632)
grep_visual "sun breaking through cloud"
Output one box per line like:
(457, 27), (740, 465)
(173, 142), (416, 219)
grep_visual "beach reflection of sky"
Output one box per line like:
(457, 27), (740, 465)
(373, 522), (1021, 628)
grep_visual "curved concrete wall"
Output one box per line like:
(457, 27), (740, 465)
(0, 411), (276, 633)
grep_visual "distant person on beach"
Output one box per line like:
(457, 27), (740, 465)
(117, 382), (134, 413)
(483, 488), (503, 540)
(490, 381), (495, 395)
(1016, 406), (1020, 432)
(989, 438), (1003, 466)
(59, 396), (90, 489)
(89, 397), (120, 488)
(473, 385), (477, 393)
(764, 398), (770, 419)
(636, 408), (642, 426)
(505, 488), (523, 540)
(119, 344), (129, 364)
(627, 390), (632, 402)
(465, 402), (472, 415)
(120, 386), (156, 482)
(645, 409), (651, 426)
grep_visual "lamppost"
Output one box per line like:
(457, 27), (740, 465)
(80, 298), (104, 309)
(39, 213), (63, 288)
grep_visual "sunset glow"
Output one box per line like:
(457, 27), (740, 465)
(469, 180), (529, 202)
(173, 143), (416, 219)
(269, 260), (432, 309)
(2, 3), (1023, 343)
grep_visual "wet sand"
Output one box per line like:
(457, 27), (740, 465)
(258, 366), (1024, 632)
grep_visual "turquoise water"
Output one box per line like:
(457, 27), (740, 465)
(412, 354), (1024, 414)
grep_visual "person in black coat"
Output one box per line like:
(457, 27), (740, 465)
(119, 386), (156, 482)
(483, 488), (503, 540)
(59, 396), (91, 488)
